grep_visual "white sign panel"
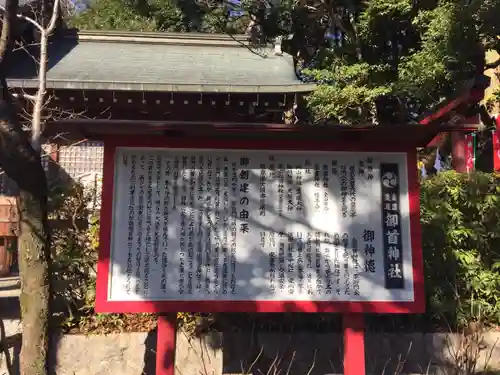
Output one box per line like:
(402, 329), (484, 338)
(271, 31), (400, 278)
(107, 148), (414, 302)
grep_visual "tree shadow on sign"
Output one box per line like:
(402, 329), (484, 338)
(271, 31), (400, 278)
(96, 142), (424, 375)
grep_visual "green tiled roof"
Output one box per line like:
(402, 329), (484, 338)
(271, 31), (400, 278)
(7, 31), (316, 93)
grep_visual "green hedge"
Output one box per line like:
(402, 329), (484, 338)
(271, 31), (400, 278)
(420, 171), (500, 327)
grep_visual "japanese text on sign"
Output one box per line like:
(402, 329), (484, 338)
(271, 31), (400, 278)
(108, 149), (415, 303)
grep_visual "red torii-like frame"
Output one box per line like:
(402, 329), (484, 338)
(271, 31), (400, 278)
(419, 76), (490, 172)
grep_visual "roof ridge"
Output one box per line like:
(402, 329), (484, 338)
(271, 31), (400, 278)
(67, 29), (262, 48)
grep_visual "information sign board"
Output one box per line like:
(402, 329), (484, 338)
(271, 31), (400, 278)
(96, 138), (424, 313)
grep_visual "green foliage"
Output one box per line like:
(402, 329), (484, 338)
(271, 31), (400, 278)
(49, 183), (99, 321)
(147, 0), (186, 32)
(300, 0), (500, 124)
(486, 88), (500, 112)
(70, 0), (245, 33)
(70, 0), (157, 31)
(296, 0), (499, 124)
(303, 62), (392, 125)
(396, 2), (480, 98)
(420, 171), (500, 326)
(48, 182), (159, 333)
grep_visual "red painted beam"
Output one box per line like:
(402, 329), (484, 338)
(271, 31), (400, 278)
(419, 85), (485, 127)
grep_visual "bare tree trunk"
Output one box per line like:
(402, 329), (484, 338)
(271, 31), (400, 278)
(0, 0), (53, 373)
(0, 83), (52, 375)
(0, 79), (51, 375)
(18, 189), (51, 375)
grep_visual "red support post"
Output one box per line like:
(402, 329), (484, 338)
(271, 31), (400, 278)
(494, 115), (500, 172)
(343, 314), (366, 375)
(156, 313), (177, 375)
(451, 131), (467, 173)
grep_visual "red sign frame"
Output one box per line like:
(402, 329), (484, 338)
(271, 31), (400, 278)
(95, 136), (425, 314)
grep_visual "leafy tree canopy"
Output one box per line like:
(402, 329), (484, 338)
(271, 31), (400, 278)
(70, 0), (500, 126)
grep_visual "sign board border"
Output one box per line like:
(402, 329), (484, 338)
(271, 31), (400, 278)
(96, 136), (425, 314)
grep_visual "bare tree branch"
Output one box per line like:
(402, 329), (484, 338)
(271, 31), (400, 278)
(46, 0), (60, 33)
(1, 0), (61, 150)
(13, 40), (41, 65)
(12, 92), (37, 101)
(30, 0), (60, 151)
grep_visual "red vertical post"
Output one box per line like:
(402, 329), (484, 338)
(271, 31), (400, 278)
(494, 116), (500, 172)
(343, 314), (366, 375)
(451, 132), (467, 173)
(156, 313), (177, 375)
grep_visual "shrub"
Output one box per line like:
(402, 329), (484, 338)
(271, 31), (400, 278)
(49, 183), (99, 322)
(48, 182), (158, 333)
(420, 171), (500, 326)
